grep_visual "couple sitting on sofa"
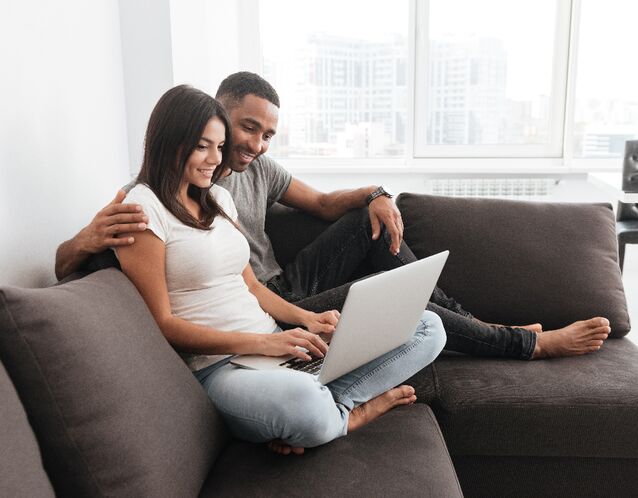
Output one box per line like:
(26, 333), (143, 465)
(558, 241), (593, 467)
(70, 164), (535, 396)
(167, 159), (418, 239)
(55, 72), (611, 454)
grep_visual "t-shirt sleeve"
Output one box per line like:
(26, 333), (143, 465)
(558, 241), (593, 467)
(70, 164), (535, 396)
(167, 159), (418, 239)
(262, 156), (293, 207)
(123, 185), (170, 243)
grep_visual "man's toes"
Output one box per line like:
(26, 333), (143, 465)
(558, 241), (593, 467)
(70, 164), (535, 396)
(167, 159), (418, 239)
(588, 326), (610, 338)
(592, 331), (610, 340)
(591, 317), (610, 327)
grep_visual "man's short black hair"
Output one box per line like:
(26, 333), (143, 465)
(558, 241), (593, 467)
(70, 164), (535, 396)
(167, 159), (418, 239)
(215, 72), (280, 110)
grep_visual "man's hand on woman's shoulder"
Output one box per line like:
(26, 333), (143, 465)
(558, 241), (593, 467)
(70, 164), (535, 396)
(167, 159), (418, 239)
(79, 189), (149, 253)
(55, 189), (150, 280)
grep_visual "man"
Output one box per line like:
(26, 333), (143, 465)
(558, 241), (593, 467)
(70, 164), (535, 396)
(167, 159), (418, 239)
(56, 72), (610, 360)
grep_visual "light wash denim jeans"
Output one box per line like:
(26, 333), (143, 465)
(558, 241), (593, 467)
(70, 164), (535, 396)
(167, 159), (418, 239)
(194, 310), (446, 448)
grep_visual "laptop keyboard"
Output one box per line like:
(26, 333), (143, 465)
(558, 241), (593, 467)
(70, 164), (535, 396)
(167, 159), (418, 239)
(280, 356), (324, 375)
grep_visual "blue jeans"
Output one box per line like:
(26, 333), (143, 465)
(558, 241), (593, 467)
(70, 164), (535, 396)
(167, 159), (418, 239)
(195, 311), (446, 448)
(267, 208), (536, 360)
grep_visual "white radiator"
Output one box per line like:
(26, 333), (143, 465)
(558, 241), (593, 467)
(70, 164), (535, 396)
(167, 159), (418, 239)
(424, 178), (559, 200)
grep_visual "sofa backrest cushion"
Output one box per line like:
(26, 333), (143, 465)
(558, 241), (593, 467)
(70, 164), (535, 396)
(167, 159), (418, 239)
(396, 194), (630, 337)
(0, 360), (55, 497)
(0, 268), (228, 498)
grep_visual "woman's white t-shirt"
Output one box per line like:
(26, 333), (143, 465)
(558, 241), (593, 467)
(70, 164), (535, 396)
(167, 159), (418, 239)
(122, 184), (278, 371)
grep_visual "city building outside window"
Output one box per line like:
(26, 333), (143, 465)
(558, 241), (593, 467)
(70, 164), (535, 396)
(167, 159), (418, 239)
(572, 0), (638, 159)
(260, 0), (409, 159)
(413, 0), (569, 157)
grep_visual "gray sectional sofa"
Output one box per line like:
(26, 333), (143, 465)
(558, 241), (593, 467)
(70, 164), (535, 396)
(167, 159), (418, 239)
(1, 193), (637, 497)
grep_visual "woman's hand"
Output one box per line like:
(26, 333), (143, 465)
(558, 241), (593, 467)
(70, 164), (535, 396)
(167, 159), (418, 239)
(260, 328), (330, 361)
(302, 310), (340, 335)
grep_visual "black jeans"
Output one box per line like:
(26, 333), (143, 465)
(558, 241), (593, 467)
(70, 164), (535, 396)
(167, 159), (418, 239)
(266, 208), (536, 360)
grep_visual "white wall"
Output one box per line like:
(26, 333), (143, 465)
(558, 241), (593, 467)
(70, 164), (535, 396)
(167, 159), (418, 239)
(170, 0), (261, 96)
(119, 0), (174, 174)
(120, 0), (251, 177)
(0, 0), (130, 287)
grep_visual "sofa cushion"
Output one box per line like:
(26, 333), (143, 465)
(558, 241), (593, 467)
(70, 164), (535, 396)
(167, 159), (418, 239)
(0, 360), (54, 498)
(0, 269), (227, 498)
(397, 193), (631, 337)
(452, 455), (638, 498)
(430, 338), (638, 459)
(199, 404), (463, 498)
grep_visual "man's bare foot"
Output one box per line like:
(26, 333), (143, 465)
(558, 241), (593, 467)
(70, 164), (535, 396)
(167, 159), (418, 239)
(532, 317), (611, 359)
(267, 439), (305, 456)
(347, 385), (416, 433)
(517, 323), (543, 334)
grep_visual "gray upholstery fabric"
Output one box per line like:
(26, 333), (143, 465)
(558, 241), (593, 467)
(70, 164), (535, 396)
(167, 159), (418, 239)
(396, 193), (631, 337)
(0, 361), (54, 498)
(430, 338), (638, 458)
(452, 455), (638, 498)
(0, 269), (227, 498)
(200, 404), (463, 498)
(405, 364), (438, 404)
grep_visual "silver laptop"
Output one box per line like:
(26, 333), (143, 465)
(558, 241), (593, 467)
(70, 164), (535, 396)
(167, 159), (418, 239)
(231, 251), (449, 384)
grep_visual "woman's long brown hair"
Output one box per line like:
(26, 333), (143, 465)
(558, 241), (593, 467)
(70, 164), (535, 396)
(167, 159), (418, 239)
(136, 85), (233, 230)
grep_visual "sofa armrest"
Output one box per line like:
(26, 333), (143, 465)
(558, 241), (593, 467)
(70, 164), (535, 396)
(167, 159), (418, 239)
(0, 269), (228, 496)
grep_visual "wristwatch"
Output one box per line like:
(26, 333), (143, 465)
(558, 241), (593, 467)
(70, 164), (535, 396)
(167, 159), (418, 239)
(365, 186), (393, 205)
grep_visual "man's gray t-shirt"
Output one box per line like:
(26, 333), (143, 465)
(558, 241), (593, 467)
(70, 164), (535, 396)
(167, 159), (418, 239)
(217, 155), (292, 283)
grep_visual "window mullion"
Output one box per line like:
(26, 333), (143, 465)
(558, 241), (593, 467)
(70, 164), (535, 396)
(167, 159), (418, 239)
(562, 0), (582, 170)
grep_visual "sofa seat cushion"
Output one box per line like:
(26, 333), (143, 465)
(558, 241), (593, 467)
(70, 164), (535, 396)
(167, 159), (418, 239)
(396, 193), (631, 337)
(0, 268), (227, 498)
(430, 338), (638, 459)
(0, 360), (54, 497)
(199, 404), (463, 498)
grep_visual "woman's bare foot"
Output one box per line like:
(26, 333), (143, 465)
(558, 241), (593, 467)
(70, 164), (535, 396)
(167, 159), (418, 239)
(517, 323), (543, 334)
(347, 385), (416, 433)
(266, 386), (417, 454)
(267, 439), (305, 456)
(532, 317), (611, 359)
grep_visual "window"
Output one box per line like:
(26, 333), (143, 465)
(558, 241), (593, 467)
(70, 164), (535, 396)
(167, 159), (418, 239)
(252, 0), (636, 168)
(414, 0), (570, 157)
(572, 0), (638, 158)
(260, 0), (409, 158)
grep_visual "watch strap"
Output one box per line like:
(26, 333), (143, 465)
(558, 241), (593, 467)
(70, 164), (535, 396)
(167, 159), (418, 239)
(365, 186), (393, 205)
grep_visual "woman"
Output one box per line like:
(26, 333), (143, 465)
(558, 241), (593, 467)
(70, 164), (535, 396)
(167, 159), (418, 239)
(116, 85), (446, 454)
